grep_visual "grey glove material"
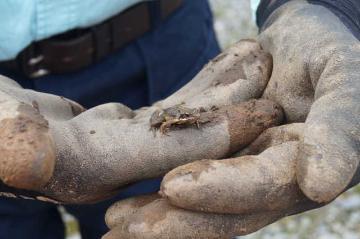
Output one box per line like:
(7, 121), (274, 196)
(103, 1), (360, 238)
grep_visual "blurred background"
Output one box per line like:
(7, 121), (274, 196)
(65, 1), (360, 238)
(210, 0), (258, 48)
(209, 0), (360, 238)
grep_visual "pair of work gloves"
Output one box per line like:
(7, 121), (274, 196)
(0, 0), (359, 238)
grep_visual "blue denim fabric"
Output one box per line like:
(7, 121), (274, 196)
(0, 1), (221, 238)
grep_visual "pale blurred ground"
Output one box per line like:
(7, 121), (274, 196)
(210, 0), (258, 47)
(65, 1), (360, 238)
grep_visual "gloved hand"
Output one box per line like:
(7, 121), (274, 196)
(0, 40), (282, 203)
(103, 1), (360, 238)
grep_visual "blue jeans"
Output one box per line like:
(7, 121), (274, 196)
(0, 0), (221, 238)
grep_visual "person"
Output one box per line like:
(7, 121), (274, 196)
(103, 0), (360, 238)
(0, 1), (221, 238)
(0, 1), (359, 239)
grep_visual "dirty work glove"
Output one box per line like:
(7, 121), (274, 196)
(103, 1), (360, 238)
(0, 40), (282, 204)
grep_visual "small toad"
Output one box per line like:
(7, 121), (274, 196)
(150, 105), (213, 135)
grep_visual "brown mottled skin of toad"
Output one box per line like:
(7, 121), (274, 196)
(150, 105), (216, 135)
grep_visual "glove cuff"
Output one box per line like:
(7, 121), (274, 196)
(257, 0), (360, 40)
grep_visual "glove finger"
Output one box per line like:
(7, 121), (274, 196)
(0, 99), (55, 190)
(159, 39), (272, 109)
(105, 194), (160, 229)
(45, 99), (283, 203)
(102, 198), (283, 239)
(237, 123), (304, 156)
(0, 75), (86, 191)
(161, 142), (305, 214)
(295, 33), (360, 202)
(297, 91), (360, 203)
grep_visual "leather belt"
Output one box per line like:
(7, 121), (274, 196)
(0, 0), (183, 78)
